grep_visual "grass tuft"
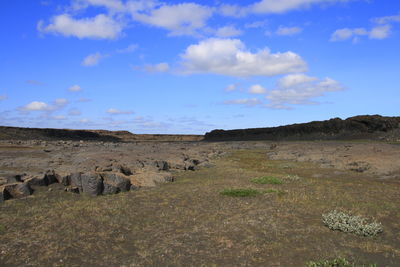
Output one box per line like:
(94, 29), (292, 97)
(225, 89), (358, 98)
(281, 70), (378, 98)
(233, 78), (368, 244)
(251, 176), (283, 185)
(220, 188), (261, 197)
(0, 224), (5, 235)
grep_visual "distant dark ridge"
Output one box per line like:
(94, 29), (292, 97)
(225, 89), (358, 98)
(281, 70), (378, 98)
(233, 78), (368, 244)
(204, 115), (400, 141)
(0, 126), (121, 142)
(0, 126), (204, 142)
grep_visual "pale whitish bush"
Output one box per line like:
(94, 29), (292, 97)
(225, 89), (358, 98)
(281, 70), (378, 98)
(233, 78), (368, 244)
(322, 210), (383, 237)
(283, 174), (300, 181)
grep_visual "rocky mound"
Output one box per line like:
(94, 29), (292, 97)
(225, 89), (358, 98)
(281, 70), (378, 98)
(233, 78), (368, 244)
(204, 115), (400, 141)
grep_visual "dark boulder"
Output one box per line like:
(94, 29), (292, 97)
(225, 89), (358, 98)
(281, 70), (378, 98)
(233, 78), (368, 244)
(4, 183), (33, 199)
(70, 172), (104, 195)
(101, 173), (131, 194)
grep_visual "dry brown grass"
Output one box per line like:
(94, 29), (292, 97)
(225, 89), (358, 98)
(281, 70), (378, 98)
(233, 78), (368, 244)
(0, 149), (399, 266)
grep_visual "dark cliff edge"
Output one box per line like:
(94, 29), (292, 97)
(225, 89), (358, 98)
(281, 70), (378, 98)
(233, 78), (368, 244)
(204, 115), (400, 142)
(0, 126), (121, 142)
(0, 126), (203, 142)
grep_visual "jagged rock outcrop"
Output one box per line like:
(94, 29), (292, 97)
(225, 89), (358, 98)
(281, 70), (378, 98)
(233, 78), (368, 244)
(204, 115), (400, 141)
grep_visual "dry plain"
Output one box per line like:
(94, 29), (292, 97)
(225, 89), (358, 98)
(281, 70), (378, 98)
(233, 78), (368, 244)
(0, 139), (399, 266)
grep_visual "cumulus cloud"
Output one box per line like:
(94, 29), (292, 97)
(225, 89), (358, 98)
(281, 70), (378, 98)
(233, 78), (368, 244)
(18, 98), (68, 112)
(266, 74), (344, 109)
(276, 26), (303, 36)
(132, 3), (213, 36)
(38, 14), (123, 39)
(81, 52), (105, 66)
(330, 27), (367, 41)
(330, 25), (391, 42)
(244, 20), (268, 29)
(0, 95), (7, 101)
(248, 84), (266, 94)
(224, 98), (262, 107)
(215, 26), (242, 37)
(106, 108), (134, 115)
(180, 38), (307, 77)
(19, 101), (52, 111)
(369, 24), (391, 39)
(68, 85), (82, 92)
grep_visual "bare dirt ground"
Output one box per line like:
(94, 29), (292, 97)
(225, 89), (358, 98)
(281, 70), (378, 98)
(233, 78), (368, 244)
(0, 140), (399, 266)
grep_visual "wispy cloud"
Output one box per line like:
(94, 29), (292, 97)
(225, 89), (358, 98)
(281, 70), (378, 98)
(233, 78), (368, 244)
(106, 108), (134, 115)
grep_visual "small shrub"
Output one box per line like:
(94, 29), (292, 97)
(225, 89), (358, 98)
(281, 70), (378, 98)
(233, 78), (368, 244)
(283, 174), (301, 181)
(220, 188), (261, 197)
(322, 210), (383, 237)
(251, 176), (283, 185)
(306, 257), (354, 267)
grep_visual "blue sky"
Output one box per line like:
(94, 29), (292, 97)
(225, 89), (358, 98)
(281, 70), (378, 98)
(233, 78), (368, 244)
(0, 0), (399, 134)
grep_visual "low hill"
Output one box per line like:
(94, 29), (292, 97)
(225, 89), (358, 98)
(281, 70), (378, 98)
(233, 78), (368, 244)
(0, 126), (203, 142)
(204, 115), (400, 142)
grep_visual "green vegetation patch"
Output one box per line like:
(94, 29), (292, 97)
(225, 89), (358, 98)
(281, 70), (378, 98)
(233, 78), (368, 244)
(220, 188), (262, 197)
(0, 224), (5, 234)
(251, 176), (283, 185)
(322, 210), (383, 237)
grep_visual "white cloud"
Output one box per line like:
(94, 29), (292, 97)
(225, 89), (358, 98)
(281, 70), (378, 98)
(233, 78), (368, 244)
(250, 0), (349, 14)
(38, 14), (123, 39)
(0, 95), (7, 101)
(19, 101), (52, 111)
(80, 118), (91, 123)
(224, 98), (262, 107)
(116, 44), (138, 53)
(330, 25), (390, 42)
(224, 84), (237, 92)
(266, 74), (344, 109)
(68, 85), (82, 92)
(142, 62), (170, 72)
(248, 84), (267, 94)
(373, 14), (400, 24)
(220, 0), (352, 17)
(277, 73), (318, 88)
(18, 98), (68, 112)
(106, 108), (134, 115)
(180, 38), (307, 77)
(132, 3), (213, 36)
(81, 52), (105, 66)
(276, 26), (303, 36)
(369, 24), (391, 39)
(215, 26), (242, 37)
(330, 28), (367, 41)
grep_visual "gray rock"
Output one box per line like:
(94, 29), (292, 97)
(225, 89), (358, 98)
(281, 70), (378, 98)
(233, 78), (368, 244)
(101, 173), (131, 194)
(4, 183), (33, 199)
(81, 173), (103, 196)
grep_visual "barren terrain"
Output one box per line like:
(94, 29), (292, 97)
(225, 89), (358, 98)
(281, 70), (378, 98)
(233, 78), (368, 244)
(0, 137), (399, 266)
